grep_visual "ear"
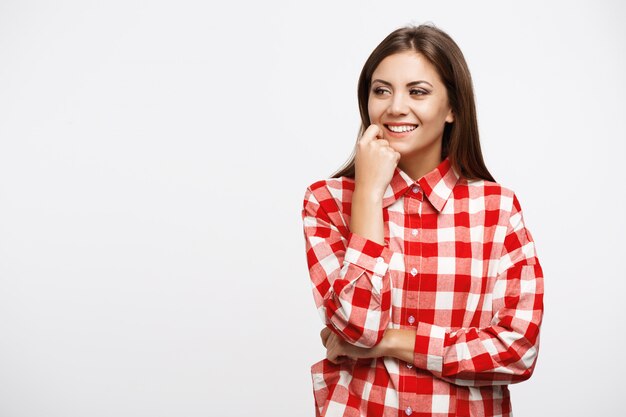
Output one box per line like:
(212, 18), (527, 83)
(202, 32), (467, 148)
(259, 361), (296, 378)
(445, 109), (454, 123)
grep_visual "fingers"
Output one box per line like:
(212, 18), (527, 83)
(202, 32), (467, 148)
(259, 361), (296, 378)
(358, 125), (393, 151)
(327, 352), (346, 365)
(358, 124), (382, 144)
(324, 332), (350, 365)
(320, 327), (332, 347)
(326, 337), (347, 364)
(375, 138), (390, 147)
(353, 123), (399, 196)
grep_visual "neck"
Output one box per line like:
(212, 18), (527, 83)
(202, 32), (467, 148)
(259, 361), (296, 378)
(397, 144), (443, 181)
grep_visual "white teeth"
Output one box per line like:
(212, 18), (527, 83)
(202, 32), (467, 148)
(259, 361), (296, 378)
(387, 124), (417, 133)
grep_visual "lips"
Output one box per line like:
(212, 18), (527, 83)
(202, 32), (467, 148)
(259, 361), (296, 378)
(384, 124), (418, 133)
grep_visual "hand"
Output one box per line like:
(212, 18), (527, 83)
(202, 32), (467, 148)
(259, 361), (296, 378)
(320, 327), (387, 365)
(354, 124), (401, 198)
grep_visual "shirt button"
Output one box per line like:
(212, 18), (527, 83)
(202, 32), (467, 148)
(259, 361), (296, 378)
(406, 363), (413, 369)
(410, 267), (418, 276)
(405, 406), (413, 416)
(408, 315), (415, 324)
(411, 186), (419, 193)
(411, 229), (418, 236)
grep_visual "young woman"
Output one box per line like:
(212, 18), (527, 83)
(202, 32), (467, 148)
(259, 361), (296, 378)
(301, 24), (544, 417)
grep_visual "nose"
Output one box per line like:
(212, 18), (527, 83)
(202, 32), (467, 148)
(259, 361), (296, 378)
(387, 92), (409, 115)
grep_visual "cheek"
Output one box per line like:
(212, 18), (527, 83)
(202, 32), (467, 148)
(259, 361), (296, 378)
(367, 101), (383, 122)
(417, 103), (449, 124)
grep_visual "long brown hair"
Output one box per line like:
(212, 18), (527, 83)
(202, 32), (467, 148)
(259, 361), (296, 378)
(331, 24), (495, 182)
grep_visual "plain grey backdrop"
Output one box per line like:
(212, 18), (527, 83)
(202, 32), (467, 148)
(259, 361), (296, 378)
(1, 0), (625, 415)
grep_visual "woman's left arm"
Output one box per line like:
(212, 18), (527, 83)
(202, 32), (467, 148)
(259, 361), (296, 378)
(407, 194), (543, 387)
(386, 260), (543, 387)
(323, 194), (545, 387)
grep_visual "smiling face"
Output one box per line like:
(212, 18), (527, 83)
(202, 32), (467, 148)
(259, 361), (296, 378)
(367, 51), (454, 177)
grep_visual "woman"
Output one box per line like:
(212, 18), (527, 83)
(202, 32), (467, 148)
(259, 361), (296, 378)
(301, 24), (544, 417)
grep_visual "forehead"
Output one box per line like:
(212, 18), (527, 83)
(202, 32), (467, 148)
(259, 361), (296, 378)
(371, 51), (442, 84)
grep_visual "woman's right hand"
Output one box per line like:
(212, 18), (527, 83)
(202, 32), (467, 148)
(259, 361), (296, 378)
(354, 124), (401, 198)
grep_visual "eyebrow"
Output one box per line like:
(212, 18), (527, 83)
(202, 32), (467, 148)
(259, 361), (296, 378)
(371, 79), (434, 88)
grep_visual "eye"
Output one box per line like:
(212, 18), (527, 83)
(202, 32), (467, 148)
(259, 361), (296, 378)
(410, 88), (428, 96)
(372, 87), (391, 95)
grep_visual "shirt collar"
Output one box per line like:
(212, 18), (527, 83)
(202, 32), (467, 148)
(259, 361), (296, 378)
(381, 157), (460, 212)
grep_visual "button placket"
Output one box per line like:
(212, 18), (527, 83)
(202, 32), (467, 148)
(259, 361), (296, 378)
(400, 187), (418, 415)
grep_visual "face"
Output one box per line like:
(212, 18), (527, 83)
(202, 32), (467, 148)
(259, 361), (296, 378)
(368, 51), (454, 166)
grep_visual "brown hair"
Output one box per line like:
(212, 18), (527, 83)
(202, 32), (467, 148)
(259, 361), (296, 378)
(331, 24), (495, 182)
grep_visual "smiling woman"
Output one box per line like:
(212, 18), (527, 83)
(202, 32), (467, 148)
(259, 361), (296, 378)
(301, 24), (544, 417)
(368, 52), (455, 180)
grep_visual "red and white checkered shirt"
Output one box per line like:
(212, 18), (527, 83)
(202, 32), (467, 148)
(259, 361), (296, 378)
(302, 157), (544, 417)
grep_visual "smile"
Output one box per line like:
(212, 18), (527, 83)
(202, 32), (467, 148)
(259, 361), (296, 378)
(385, 124), (418, 133)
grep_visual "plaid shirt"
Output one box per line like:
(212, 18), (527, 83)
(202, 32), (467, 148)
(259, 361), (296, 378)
(301, 157), (544, 417)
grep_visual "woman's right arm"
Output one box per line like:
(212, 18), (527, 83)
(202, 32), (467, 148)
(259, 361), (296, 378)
(302, 125), (400, 349)
(350, 125), (399, 245)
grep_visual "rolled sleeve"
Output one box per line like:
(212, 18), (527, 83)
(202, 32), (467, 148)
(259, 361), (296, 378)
(413, 322), (446, 377)
(303, 184), (394, 348)
(344, 232), (393, 278)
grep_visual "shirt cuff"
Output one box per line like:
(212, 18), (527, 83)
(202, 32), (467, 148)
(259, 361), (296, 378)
(413, 322), (446, 376)
(344, 232), (393, 276)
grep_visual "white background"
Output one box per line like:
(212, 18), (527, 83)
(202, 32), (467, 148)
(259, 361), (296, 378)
(1, 1), (624, 416)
